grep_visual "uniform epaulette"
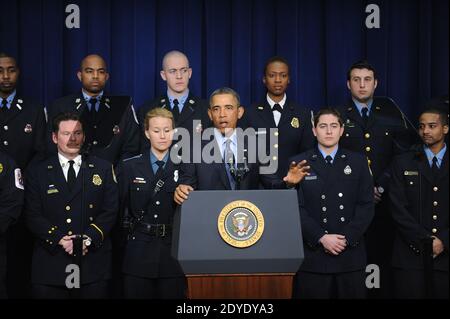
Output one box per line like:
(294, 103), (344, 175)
(123, 154), (143, 162)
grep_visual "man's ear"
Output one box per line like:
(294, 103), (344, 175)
(77, 71), (82, 82)
(374, 79), (378, 90)
(238, 106), (245, 119)
(346, 80), (351, 91)
(160, 70), (167, 82)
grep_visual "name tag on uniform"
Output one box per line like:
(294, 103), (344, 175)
(305, 175), (318, 181)
(404, 171), (419, 176)
(47, 185), (59, 194)
(133, 177), (147, 184)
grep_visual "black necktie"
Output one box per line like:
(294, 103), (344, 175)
(325, 155), (333, 165)
(67, 160), (76, 191)
(272, 103), (283, 113)
(155, 160), (165, 177)
(172, 99), (180, 123)
(361, 107), (369, 126)
(1, 99), (9, 113)
(431, 156), (439, 180)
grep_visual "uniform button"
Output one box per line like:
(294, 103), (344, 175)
(385, 132), (389, 136)
(433, 187), (438, 192)
(66, 218), (72, 224)
(65, 206), (71, 211)
(89, 217), (94, 221)
(432, 228), (437, 234)
(93, 125), (97, 129)
(433, 215), (438, 220)
(272, 156), (277, 161)
(3, 126), (8, 131)
(323, 218), (327, 223)
(154, 214), (158, 219)
(274, 144), (279, 149)
(433, 201), (438, 207)
(3, 141), (8, 146)
(156, 201), (160, 205)
(322, 207), (327, 212)
(93, 140), (98, 145)
(324, 230), (328, 234)
(345, 133), (349, 137)
(365, 133), (370, 139)
(365, 146), (371, 152)
(68, 231), (73, 235)
(46, 239), (49, 243)
(89, 204), (94, 209)
(340, 217), (345, 222)
(274, 131), (279, 137)
(410, 181), (414, 185)
(321, 195), (326, 200)
(338, 193), (343, 197)
(339, 205), (344, 210)
(136, 187), (140, 191)
(48, 230), (52, 234)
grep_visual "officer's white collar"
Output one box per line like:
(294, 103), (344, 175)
(58, 153), (82, 168)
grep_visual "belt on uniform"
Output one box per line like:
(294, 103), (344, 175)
(135, 223), (171, 237)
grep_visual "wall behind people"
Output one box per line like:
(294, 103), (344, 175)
(0, 0), (448, 120)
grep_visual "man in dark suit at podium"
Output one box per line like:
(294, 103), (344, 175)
(174, 87), (309, 205)
(290, 108), (375, 299)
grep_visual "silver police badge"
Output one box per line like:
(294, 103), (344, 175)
(344, 165), (352, 175)
(112, 125), (120, 135)
(24, 124), (33, 133)
(218, 200), (264, 248)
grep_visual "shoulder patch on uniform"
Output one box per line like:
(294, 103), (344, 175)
(15, 168), (24, 190)
(123, 154), (143, 162)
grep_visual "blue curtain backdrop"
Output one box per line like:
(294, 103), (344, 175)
(0, 0), (448, 120)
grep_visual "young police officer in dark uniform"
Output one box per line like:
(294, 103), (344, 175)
(240, 56), (315, 179)
(120, 108), (185, 299)
(291, 108), (374, 299)
(138, 50), (210, 154)
(389, 108), (448, 299)
(25, 112), (118, 298)
(46, 54), (140, 166)
(0, 52), (46, 298)
(0, 151), (24, 298)
(337, 60), (412, 297)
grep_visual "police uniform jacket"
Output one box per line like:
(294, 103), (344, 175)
(338, 97), (412, 191)
(47, 93), (140, 165)
(0, 152), (24, 295)
(0, 95), (46, 169)
(138, 93), (211, 153)
(240, 99), (315, 179)
(119, 150), (184, 278)
(25, 155), (118, 286)
(389, 148), (449, 272)
(290, 148), (374, 273)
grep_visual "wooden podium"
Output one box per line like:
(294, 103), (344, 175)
(187, 273), (294, 299)
(172, 190), (304, 299)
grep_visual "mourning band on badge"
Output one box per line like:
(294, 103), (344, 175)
(218, 200), (264, 248)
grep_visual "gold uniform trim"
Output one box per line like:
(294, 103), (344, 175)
(217, 200), (264, 248)
(90, 223), (104, 241)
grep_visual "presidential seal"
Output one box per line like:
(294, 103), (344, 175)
(217, 200), (264, 248)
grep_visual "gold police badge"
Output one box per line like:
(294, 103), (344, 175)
(291, 117), (300, 128)
(217, 200), (264, 248)
(0, 163), (3, 174)
(92, 174), (102, 186)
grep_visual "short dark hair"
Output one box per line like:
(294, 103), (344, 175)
(264, 56), (290, 76)
(209, 87), (241, 107)
(420, 108), (449, 126)
(347, 60), (377, 81)
(313, 108), (344, 127)
(0, 52), (18, 66)
(52, 112), (84, 133)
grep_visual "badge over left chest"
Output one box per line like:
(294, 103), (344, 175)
(92, 174), (102, 186)
(344, 165), (352, 175)
(24, 124), (33, 133)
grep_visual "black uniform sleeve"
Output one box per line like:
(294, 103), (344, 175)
(340, 157), (375, 246)
(25, 164), (65, 253)
(84, 165), (119, 249)
(179, 162), (198, 189)
(0, 157), (24, 234)
(297, 185), (325, 248)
